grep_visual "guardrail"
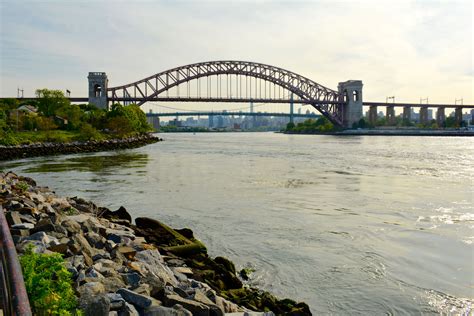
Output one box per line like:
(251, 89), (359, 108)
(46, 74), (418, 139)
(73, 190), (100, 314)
(0, 206), (32, 315)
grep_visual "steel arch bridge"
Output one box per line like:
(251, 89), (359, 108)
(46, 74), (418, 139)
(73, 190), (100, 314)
(106, 61), (346, 126)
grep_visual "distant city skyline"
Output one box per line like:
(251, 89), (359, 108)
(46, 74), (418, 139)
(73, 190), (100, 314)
(1, 0), (472, 110)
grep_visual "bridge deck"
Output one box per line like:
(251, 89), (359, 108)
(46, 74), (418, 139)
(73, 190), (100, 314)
(0, 97), (472, 108)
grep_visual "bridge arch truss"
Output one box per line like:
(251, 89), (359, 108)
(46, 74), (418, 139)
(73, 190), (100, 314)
(107, 61), (344, 125)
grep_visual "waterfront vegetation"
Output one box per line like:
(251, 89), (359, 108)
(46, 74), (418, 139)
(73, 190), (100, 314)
(0, 89), (151, 146)
(284, 117), (338, 133)
(354, 116), (468, 129)
(20, 246), (79, 315)
(283, 115), (469, 134)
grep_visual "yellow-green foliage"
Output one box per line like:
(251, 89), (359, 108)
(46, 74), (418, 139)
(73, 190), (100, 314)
(20, 246), (80, 315)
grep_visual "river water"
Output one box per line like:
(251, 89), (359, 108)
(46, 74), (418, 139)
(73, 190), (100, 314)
(1, 133), (473, 315)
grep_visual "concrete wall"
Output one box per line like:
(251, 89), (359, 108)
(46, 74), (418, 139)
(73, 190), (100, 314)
(88, 72), (108, 110)
(338, 80), (363, 128)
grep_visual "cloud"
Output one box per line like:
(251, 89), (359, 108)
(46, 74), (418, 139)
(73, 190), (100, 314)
(0, 0), (472, 108)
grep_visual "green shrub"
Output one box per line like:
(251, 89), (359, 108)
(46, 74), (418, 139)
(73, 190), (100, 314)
(20, 246), (80, 315)
(0, 130), (20, 146)
(14, 181), (29, 193)
(77, 123), (103, 141)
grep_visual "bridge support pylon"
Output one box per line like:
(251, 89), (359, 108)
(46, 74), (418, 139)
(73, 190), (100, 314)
(436, 107), (445, 126)
(88, 72), (109, 110)
(455, 108), (463, 126)
(419, 106), (429, 125)
(368, 105), (377, 125)
(403, 106), (411, 123)
(338, 80), (363, 128)
(386, 106), (396, 125)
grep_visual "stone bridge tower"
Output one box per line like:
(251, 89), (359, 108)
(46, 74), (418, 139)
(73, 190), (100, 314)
(338, 80), (363, 128)
(88, 72), (108, 110)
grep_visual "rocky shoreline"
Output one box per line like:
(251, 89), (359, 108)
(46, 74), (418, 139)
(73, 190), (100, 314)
(0, 172), (311, 315)
(0, 133), (162, 161)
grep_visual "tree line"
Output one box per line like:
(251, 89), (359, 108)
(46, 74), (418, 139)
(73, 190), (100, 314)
(0, 89), (151, 145)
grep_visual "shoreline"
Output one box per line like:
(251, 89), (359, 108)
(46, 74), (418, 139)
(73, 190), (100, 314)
(0, 172), (311, 315)
(283, 129), (474, 136)
(0, 133), (162, 161)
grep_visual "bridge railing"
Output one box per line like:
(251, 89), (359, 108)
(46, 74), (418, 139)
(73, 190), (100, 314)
(0, 206), (32, 315)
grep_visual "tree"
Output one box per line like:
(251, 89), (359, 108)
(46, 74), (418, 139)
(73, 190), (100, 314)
(106, 116), (133, 136)
(35, 117), (57, 131)
(286, 122), (295, 130)
(107, 103), (150, 133)
(78, 123), (102, 141)
(35, 89), (70, 117)
(56, 104), (83, 130)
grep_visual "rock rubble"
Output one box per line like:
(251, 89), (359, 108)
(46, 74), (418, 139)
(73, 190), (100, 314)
(0, 172), (311, 315)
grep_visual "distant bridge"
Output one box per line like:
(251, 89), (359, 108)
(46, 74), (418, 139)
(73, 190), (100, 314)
(146, 111), (319, 118)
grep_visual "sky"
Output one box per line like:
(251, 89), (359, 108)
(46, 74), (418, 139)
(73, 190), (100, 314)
(0, 0), (473, 110)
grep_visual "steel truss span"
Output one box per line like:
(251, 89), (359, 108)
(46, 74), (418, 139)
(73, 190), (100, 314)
(107, 61), (344, 125)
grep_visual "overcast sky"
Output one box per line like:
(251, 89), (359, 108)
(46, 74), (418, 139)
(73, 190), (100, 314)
(0, 0), (472, 107)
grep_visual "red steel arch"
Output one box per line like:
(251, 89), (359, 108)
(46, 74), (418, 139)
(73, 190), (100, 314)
(107, 61), (344, 125)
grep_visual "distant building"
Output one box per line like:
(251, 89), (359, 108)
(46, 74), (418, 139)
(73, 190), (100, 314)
(146, 116), (160, 130)
(18, 105), (38, 115)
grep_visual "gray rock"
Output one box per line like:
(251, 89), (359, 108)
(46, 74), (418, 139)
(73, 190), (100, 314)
(107, 233), (122, 244)
(164, 294), (210, 316)
(102, 275), (127, 293)
(117, 288), (153, 309)
(121, 272), (141, 288)
(23, 232), (59, 250)
(66, 213), (93, 224)
(144, 304), (192, 316)
(83, 218), (105, 234)
(134, 249), (177, 287)
(69, 254), (86, 270)
(62, 219), (82, 235)
(173, 286), (190, 299)
(83, 295), (110, 316)
(93, 252), (112, 261)
(85, 232), (106, 249)
(72, 234), (94, 257)
(118, 302), (139, 316)
(11, 223), (35, 229)
(214, 296), (242, 313)
(106, 240), (117, 252)
(76, 271), (87, 284)
(6, 211), (22, 226)
(18, 214), (37, 224)
(77, 282), (106, 297)
(107, 293), (125, 310)
(132, 283), (151, 296)
(86, 267), (104, 279)
(225, 313), (275, 316)
(193, 289), (224, 316)
(10, 228), (30, 237)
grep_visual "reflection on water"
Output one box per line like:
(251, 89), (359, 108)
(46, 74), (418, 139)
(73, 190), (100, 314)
(1, 133), (473, 315)
(5, 152), (149, 174)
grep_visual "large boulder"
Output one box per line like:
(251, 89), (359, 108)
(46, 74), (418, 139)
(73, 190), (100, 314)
(117, 288), (153, 309)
